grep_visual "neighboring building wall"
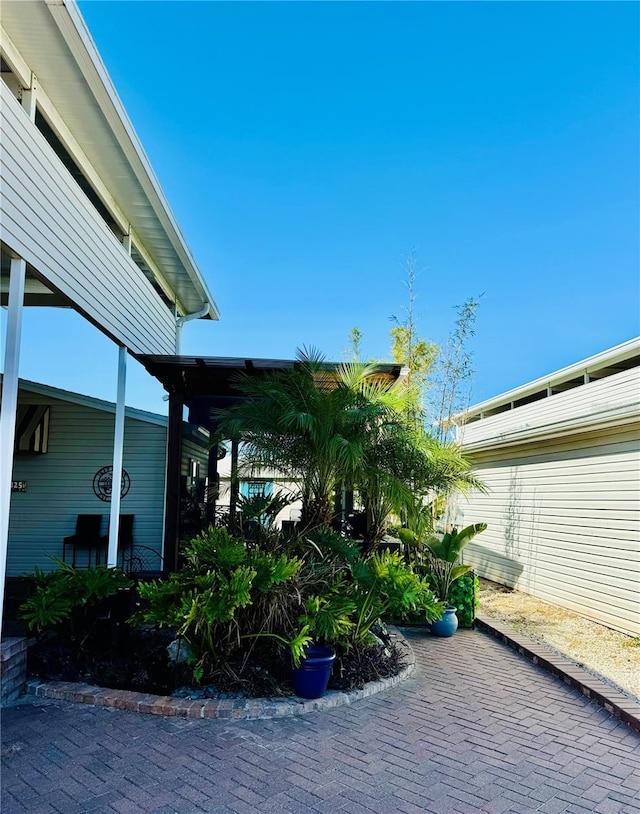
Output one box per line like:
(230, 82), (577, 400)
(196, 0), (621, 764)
(7, 391), (167, 575)
(459, 367), (640, 637)
(216, 451), (302, 527)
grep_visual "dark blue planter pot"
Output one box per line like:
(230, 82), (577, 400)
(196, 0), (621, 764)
(431, 606), (459, 638)
(292, 646), (336, 699)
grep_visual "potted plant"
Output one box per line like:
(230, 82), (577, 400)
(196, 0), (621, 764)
(291, 644), (336, 699)
(424, 523), (487, 637)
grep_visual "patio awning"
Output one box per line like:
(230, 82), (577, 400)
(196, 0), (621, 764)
(138, 355), (408, 430)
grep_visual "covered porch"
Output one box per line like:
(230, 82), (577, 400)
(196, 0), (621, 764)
(138, 355), (407, 573)
(0, 0), (217, 635)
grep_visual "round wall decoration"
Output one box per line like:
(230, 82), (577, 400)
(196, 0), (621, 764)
(93, 466), (131, 502)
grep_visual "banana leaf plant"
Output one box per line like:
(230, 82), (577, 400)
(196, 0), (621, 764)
(424, 523), (487, 606)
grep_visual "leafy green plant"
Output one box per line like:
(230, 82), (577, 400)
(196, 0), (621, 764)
(424, 523), (487, 605)
(135, 526), (310, 683)
(19, 560), (132, 637)
(296, 548), (442, 650)
(236, 489), (299, 545)
(300, 590), (357, 644)
(350, 550), (443, 641)
(447, 572), (478, 628)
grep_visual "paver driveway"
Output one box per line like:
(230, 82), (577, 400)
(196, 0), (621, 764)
(2, 629), (639, 814)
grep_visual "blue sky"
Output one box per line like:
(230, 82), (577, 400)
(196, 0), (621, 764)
(6, 1), (639, 415)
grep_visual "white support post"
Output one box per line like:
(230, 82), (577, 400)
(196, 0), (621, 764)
(107, 346), (127, 568)
(22, 73), (37, 122)
(0, 257), (26, 635)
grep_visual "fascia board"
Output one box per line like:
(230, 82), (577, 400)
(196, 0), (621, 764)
(45, 0), (218, 318)
(0, 26), (32, 88)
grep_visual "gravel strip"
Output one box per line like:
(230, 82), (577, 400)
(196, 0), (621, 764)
(478, 578), (640, 702)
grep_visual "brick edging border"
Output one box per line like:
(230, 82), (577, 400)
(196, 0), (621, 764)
(475, 613), (640, 733)
(25, 627), (415, 720)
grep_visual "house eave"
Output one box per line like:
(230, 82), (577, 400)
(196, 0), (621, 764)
(1, 0), (218, 320)
(455, 337), (640, 424)
(461, 406), (640, 455)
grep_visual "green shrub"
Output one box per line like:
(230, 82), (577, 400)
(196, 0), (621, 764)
(423, 523), (487, 604)
(396, 569), (477, 628)
(135, 526), (311, 682)
(447, 571), (478, 628)
(300, 548), (443, 650)
(19, 561), (132, 638)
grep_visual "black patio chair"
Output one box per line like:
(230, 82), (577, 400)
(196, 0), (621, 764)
(62, 514), (104, 567)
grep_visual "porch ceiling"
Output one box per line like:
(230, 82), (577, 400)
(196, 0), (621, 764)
(0, 252), (71, 308)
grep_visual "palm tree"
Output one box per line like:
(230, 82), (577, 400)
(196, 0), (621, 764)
(216, 349), (367, 528)
(345, 394), (483, 551)
(216, 349), (483, 549)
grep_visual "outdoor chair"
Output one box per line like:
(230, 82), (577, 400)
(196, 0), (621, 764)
(62, 514), (104, 567)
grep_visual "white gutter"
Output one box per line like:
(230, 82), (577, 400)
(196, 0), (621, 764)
(44, 0), (219, 317)
(175, 302), (210, 353)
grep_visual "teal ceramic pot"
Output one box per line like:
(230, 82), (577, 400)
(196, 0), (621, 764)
(431, 606), (459, 637)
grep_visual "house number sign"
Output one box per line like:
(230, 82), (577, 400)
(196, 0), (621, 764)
(93, 466), (131, 502)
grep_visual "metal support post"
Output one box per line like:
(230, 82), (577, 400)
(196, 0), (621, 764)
(107, 345), (127, 567)
(0, 257), (26, 635)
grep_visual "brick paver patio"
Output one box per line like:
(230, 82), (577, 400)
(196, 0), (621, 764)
(2, 629), (639, 814)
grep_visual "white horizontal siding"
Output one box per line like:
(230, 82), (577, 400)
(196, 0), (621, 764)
(0, 81), (177, 355)
(7, 392), (167, 575)
(463, 367), (639, 448)
(461, 426), (640, 636)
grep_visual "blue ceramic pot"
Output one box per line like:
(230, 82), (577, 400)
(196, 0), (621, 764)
(431, 606), (459, 637)
(292, 646), (336, 699)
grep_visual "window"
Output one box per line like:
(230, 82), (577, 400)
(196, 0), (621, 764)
(15, 405), (50, 454)
(241, 481), (273, 499)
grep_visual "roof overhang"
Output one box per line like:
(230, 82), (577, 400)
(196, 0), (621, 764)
(0, 0), (218, 320)
(138, 355), (409, 429)
(456, 337), (640, 424)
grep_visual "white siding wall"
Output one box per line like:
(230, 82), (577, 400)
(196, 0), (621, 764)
(0, 81), (177, 355)
(460, 424), (640, 636)
(7, 392), (167, 575)
(216, 452), (302, 526)
(462, 367), (639, 449)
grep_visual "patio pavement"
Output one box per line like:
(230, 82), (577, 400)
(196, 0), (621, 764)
(2, 629), (639, 814)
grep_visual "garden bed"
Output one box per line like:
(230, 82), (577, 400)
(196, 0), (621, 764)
(25, 627), (415, 719)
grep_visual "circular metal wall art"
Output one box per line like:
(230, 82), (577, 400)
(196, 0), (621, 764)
(93, 466), (131, 502)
